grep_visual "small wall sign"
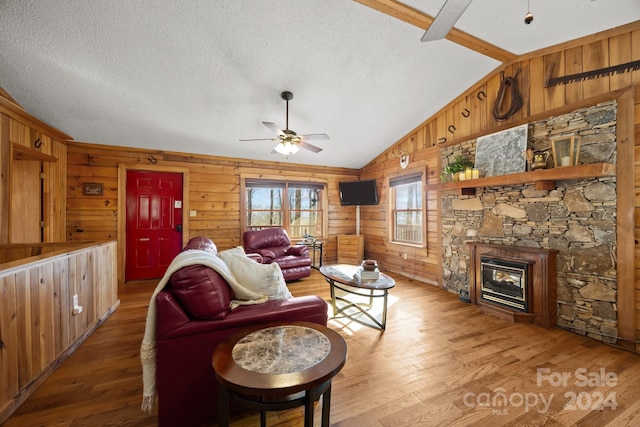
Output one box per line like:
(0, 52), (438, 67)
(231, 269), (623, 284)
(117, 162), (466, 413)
(82, 182), (104, 196)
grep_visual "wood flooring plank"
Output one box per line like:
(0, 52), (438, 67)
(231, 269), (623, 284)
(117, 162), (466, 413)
(4, 271), (640, 426)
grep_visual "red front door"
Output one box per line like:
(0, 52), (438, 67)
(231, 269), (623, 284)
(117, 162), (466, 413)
(125, 170), (183, 281)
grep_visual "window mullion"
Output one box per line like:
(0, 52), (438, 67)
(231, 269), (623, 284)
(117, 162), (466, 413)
(283, 183), (290, 231)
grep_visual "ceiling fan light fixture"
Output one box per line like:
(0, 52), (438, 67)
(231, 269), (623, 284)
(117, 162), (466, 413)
(274, 141), (299, 156)
(240, 90), (328, 155)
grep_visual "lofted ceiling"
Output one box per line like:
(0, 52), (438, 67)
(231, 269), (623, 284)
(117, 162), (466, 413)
(1, 1), (639, 169)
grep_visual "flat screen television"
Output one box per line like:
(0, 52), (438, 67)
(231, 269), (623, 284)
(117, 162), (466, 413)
(339, 179), (378, 206)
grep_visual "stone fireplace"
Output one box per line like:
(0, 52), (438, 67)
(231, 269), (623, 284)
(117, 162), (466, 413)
(440, 101), (618, 343)
(469, 243), (557, 329)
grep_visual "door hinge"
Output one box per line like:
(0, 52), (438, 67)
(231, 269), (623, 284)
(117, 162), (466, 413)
(40, 172), (46, 179)
(40, 221), (45, 228)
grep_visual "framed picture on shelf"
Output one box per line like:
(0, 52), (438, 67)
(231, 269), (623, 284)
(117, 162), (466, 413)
(474, 124), (528, 177)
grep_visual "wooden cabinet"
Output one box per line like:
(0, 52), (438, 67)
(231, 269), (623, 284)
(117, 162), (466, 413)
(337, 234), (364, 265)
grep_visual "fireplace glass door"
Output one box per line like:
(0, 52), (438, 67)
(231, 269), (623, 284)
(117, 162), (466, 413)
(480, 257), (530, 312)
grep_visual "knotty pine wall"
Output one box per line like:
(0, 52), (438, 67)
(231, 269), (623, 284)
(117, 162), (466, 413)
(0, 96), (69, 244)
(634, 85), (640, 353)
(65, 142), (359, 285)
(361, 21), (640, 351)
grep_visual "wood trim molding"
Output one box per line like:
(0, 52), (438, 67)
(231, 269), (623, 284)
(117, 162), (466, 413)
(615, 88), (636, 350)
(353, 0), (516, 63)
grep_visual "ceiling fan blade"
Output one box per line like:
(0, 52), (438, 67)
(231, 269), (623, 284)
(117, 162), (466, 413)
(421, 0), (472, 42)
(262, 121), (285, 136)
(297, 141), (323, 153)
(239, 137), (279, 142)
(299, 133), (330, 141)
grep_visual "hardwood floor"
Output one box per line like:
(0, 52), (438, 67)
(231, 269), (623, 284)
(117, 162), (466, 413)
(5, 269), (640, 426)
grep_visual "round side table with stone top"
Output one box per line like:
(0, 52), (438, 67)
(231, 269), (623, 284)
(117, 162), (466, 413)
(212, 321), (347, 427)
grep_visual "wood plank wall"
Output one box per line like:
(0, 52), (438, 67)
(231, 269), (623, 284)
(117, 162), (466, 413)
(0, 95), (69, 244)
(361, 22), (640, 349)
(65, 143), (360, 285)
(635, 85), (640, 353)
(0, 240), (118, 424)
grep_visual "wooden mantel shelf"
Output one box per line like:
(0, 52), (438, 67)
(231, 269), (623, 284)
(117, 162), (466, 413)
(431, 162), (616, 195)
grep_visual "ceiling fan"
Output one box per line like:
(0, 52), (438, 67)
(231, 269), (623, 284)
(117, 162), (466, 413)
(421, 0), (473, 42)
(240, 91), (329, 156)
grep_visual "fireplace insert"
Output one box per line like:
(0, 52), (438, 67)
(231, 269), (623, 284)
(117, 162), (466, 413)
(480, 256), (530, 312)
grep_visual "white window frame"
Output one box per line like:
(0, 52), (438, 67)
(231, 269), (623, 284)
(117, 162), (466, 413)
(387, 169), (426, 247)
(243, 178), (326, 240)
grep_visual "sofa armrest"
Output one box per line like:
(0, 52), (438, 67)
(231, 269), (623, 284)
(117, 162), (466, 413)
(250, 248), (276, 260)
(156, 290), (192, 338)
(246, 253), (263, 263)
(287, 244), (309, 257)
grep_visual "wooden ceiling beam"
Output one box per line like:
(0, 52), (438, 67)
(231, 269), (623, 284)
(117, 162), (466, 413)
(354, 0), (516, 63)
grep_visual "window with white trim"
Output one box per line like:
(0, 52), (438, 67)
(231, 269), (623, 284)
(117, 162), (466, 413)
(389, 172), (424, 245)
(245, 180), (325, 239)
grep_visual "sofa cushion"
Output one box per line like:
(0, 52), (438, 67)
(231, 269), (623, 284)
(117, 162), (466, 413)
(169, 264), (234, 320)
(219, 249), (292, 300)
(184, 236), (217, 254)
(243, 228), (292, 251)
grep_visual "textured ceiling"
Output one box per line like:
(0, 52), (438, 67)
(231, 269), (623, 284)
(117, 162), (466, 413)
(1, 1), (639, 169)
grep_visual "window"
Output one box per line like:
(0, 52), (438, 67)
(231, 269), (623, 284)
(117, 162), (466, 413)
(245, 180), (325, 239)
(389, 172), (424, 245)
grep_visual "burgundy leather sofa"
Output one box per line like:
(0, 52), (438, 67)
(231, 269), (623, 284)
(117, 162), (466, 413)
(155, 256), (328, 427)
(242, 228), (312, 281)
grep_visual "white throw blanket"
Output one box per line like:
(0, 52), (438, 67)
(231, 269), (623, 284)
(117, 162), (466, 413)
(140, 249), (268, 413)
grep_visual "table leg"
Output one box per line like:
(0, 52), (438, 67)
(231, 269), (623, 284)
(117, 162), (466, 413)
(381, 289), (388, 330)
(329, 280), (337, 317)
(217, 383), (230, 427)
(311, 244), (317, 269)
(260, 409), (266, 427)
(321, 382), (332, 427)
(304, 389), (315, 427)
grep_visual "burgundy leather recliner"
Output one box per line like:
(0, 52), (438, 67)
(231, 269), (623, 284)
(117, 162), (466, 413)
(243, 228), (312, 281)
(155, 238), (327, 427)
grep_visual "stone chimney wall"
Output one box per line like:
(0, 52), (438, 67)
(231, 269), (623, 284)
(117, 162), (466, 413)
(440, 101), (617, 344)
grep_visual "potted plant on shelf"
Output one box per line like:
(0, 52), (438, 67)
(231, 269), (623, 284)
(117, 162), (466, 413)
(441, 155), (474, 182)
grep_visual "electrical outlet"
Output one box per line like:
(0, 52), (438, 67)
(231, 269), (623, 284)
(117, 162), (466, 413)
(402, 253), (408, 260)
(189, 210), (197, 217)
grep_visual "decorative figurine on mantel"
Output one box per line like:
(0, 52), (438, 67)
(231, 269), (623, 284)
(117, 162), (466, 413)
(531, 152), (549, 170)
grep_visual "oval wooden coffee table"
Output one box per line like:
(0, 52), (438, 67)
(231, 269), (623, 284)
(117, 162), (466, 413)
(320, 264), (395, 330)
(212, 321), (347, 427)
